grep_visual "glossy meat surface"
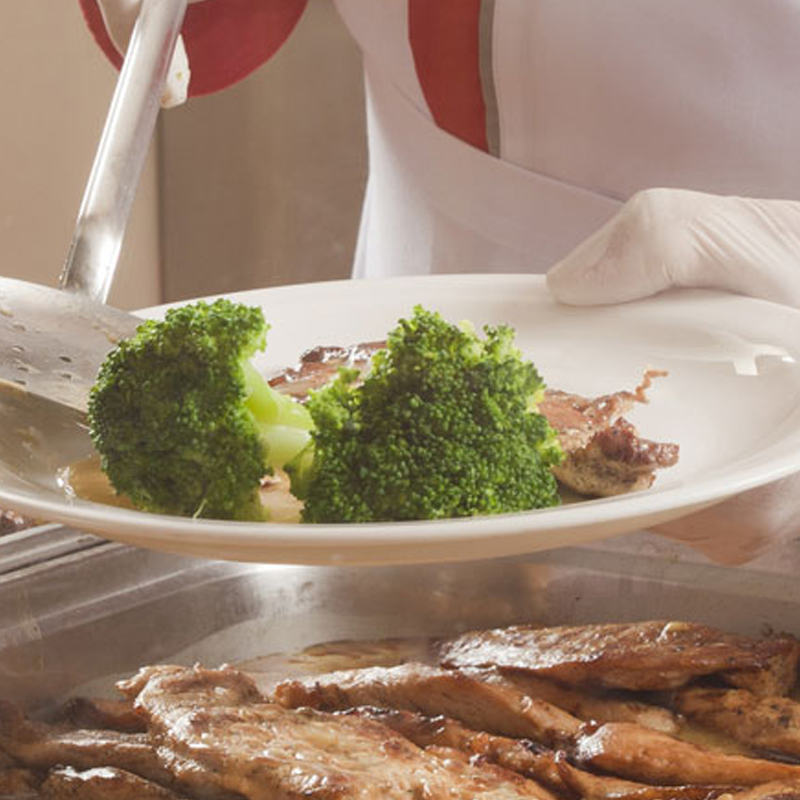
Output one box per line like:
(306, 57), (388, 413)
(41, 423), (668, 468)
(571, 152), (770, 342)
(118, 663), (557, 800)
(438, 621), (797, 691)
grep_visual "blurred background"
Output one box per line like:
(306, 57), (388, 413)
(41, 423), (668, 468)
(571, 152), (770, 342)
(0, 0), (367, 310)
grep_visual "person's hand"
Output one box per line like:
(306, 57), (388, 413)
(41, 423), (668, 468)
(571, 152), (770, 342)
(546, 188), (800, 564)
(548, 188), (800, 309)
(93, 0), (203, 107)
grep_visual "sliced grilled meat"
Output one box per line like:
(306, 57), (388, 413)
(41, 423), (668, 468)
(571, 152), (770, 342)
(674, 688), (800, 761)
(468, 667), (680, 733)
(0, 767), (39, 799)
(40, 766), (184, 800)
(553, 417), (679, 496)
(118, 663), (560, 800)
(55, 697), (146, 734)
(719, 781), (800, 800)
(0, 702), (170, 788)
(572, 722), (800, 786)
(349, 706), (725, 800)
(273, 662), (582, 747)
(438, 621), (797, 691)
(723, 641), (800, 697)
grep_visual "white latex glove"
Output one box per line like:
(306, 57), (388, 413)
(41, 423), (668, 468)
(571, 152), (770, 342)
(547, 188), (800, 565)
(96, 0), (198, 107)
(548, 188), (800, 309)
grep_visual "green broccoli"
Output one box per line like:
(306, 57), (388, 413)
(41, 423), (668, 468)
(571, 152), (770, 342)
(287, 305), (563, 523)
(87, 299), (312, 521)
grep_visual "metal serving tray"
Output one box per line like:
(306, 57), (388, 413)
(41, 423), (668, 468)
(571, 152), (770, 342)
(1, 529), (799, 714)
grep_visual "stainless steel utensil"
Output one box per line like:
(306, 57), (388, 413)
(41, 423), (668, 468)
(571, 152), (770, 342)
(0, 0), (187, 413)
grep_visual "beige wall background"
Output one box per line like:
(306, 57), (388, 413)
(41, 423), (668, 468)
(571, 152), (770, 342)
(0, 0), (366, 309)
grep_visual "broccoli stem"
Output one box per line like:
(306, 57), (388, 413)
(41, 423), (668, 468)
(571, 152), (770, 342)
(243, 361), (313, 470)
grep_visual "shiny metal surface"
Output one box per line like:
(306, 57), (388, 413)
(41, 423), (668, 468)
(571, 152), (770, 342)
(2, 530), (799, 714)
(60, 0), (187, 302)
(0, 278), (140, 411)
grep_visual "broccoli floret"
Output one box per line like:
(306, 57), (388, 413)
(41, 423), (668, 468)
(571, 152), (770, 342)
(88, 299), (312, 521)
(287, 305), (563, 523)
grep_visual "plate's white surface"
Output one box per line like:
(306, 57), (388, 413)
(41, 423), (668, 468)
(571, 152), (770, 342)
(3, 274), (800, 566)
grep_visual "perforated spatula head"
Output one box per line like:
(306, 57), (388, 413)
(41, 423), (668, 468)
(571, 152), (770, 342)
(0, 278), (141, 413)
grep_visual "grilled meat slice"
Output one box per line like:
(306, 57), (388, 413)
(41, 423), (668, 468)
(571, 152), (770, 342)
(720, 781), (800, 800)
(0, 702), (170, 787)
(572, 722), (800, 786)
(723, 641), (800, 697)
(118, 663), (560, 800)
(674, 688), (800, 761)
(55, 697), (146, 734)
(273, 662), (582, 747)
(350, 706), (723, 800)
(553, 417), (679, 496)
(40, 766), (184, 800)
(536, 373), (662, 454)
(469, 667), (680, 733)
(0, 767), (38, 798)
(438, 621), (796, 691)
(532, 371), (678, 497)
(268, 342), (384, 402)
(554, 757), (735, 800)
(344, 706), (568, 794)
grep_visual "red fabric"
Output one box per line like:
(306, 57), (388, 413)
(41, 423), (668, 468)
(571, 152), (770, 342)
(78, 0), (308, 97)
(408, 0), (488, 152)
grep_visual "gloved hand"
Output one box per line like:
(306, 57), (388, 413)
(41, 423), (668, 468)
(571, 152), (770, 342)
(547, 188), (800, 565)
(94, 0), (199, 107)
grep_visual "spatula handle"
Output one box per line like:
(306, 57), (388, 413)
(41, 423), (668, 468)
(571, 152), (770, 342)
(60, 0), (187, 303)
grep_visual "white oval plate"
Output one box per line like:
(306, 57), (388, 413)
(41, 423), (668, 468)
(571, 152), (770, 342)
(2, 274), (800, 565)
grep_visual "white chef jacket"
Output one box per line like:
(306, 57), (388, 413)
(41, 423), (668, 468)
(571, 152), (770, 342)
(330, 0), (800, 280)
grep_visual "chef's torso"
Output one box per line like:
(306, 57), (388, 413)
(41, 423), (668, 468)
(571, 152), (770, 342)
(333, 0), (800, 278)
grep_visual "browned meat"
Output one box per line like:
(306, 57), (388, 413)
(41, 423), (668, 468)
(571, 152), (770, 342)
(468, 667), (680, 733)
(0, 767), (39, 798)
(118, 663), (560, 800)
(553, 417), (679, 496)
(350, 706), (722, 800)
(268, 342), (384, 401)
(572, 722), (800, 786)
(438, 621), (797, 691)
(719, 781), (800, 800)
(55, 697), (146, 734)
(0, 702), (171, 788)
(537, 372), (662, 450)
(273, 662), (582, 747)
(723, 640), (800, 697)
(40, 766), (184, 800)
(674, 687), (800, 760)
(345, 706), (568, 795)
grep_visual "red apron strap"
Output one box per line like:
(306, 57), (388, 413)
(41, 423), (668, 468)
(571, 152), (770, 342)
(408, 0), (494, 154)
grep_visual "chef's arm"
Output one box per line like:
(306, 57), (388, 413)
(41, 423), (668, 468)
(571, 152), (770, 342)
(78, 0), (309, 105)
(547, 188), (800, 565)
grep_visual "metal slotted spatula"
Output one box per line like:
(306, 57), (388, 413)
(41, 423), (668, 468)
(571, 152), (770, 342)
(0, 0), (187, 415)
